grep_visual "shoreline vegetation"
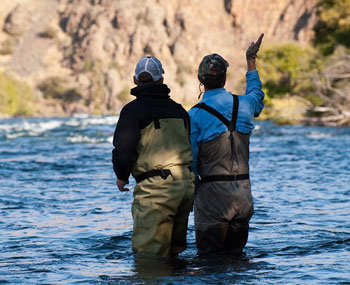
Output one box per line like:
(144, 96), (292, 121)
(0, 0), (349, 126)
(260, 0), (350, 126)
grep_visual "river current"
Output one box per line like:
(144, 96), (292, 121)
(0, 115), (349, 284)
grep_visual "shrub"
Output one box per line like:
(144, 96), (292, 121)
(0, 38), (14, 55)
(62, 88), (82, 103)
(38, 27), (57, 39)
(259, 43), (321, 101)
(37, 77), (82, 102)
(175, 73), (186, 87)
(83, 58), (103, 73)
(313, 0), (350, 55)
(175, 61), (192, 87)
(117, 86), (130, 102)
(0, 72), (36, 116)
(38, 77), (67, 99)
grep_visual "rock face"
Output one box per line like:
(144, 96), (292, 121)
(0, 0), (318, 116)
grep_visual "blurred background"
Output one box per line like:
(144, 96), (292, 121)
(0, 0), (349, 125)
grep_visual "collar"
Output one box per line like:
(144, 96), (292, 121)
(202, 88), (227, 100)
(130, 83), (170, 99)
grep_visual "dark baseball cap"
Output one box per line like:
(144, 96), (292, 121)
(198, 53), (229, 83)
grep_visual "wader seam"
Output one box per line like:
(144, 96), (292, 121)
(153, 117), (161, 129)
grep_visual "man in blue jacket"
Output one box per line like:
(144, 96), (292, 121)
(188, 34), (264, 255)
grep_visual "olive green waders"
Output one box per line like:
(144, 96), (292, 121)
(193, 95), (254, 255)
(131, 118), (195, 258)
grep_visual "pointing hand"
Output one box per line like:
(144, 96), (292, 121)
(246, 33), (264, 61)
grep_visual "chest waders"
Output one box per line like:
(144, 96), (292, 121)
(193, 94), (254, 255)
(130, 100), (195, 258)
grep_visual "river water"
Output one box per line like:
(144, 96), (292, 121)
(0, 115), (349, 284)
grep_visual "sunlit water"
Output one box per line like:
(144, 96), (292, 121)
(1, 115), (349, 283)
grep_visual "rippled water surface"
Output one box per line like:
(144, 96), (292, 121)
(1, 116), (349, 284)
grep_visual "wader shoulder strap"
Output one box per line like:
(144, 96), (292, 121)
(229, 94), (239, 132)
(192, 94), (239, 131)
(192, 103), (230, 128)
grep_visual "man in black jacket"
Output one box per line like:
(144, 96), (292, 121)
(112, 56), (195, 258)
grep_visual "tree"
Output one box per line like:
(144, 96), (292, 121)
(313, 0), (350, 55)
(308, 46), (350, 126)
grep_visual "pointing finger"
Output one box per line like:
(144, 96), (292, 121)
(256, 33), (264, 46)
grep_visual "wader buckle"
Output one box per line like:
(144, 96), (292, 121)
(135, 169), (172, 183)
(160, 169), (169, 180)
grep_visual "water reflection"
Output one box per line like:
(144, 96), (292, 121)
(133, 254), (181, 278)
(131, 252), (254, 280)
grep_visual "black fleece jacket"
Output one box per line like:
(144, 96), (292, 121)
(112, 83), (190, 181)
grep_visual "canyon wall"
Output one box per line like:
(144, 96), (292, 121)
(0, 0), (318, 115)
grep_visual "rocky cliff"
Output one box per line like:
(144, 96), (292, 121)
(0, 0), (318, 116)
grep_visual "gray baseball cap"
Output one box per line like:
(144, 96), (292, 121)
(135, 56), (164, 81)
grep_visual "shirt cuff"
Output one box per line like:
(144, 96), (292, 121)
(116, 173), (130, 181)
(246, 70), (259, 76)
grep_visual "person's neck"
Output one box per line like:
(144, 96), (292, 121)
(205, 86), (224, 92)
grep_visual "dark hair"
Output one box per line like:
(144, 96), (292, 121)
(137, 72), (153, 83)
(137, 72), (163, 85)
(201, 75), (225, 90)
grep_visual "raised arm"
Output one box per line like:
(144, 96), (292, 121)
(245, 33), (265, 117)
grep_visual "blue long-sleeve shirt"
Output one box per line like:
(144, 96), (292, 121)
(188, 70), (265, 176)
